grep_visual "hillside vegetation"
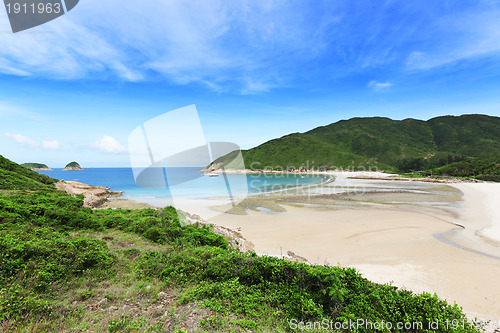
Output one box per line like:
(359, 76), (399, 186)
(211, 114), (500, 180)
(0, 155), (484, 332)
(63, 161), (85, 171)
(0, 156), (56, 190)
(65, 161), (81, 168)
(21, 163), (51, 170)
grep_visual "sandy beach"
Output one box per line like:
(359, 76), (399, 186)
(60, 172), (500, 325)
(195, 172), (500, 326)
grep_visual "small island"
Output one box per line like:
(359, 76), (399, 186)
(62, 161), (85, 171)
(21, 163), (53, 171)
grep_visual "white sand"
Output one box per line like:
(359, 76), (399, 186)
(452, 183), (500, 243)
(197, 175), (500, 325)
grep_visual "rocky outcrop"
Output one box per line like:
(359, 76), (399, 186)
(199, 163), (223, 174)
(27, 167), (53, 171)
(183, 212), (255, 252)
(63, 161), (85, 171)
(55, 181), (122, 208)
(210, 224), (255, 252)
(285, 251), (310, 264)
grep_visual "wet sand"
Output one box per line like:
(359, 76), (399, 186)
(74, 170), (500, 325)
(201, 172), (500, 325)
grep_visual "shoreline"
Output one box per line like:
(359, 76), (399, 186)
(204, 172), (500, 324)
(202, 167), (489, 183)
(54, 172), (500, 325)
(53, 180), (255, 253)
(55, 180), (123, 208)
(55, 172), (500, 246)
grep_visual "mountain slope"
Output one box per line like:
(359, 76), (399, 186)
(0, 155), (56, 190)
(211, 114), (500, 175)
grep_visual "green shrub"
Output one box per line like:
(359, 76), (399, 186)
(131, 246), (481, 332)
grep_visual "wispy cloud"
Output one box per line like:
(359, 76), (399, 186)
(5, 133), (38, 148)
(0, 59), (31, 76)
(0, 14), (142, 81)
(368, 81), (392, 90)
(42, 140), (61, 150)
(404, 9), (500, 71)
(91, 135), (127, 154)
(1, 1), (500, 93)
(0, 1), (340, 93)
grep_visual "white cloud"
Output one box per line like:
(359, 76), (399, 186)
(4, 133), (38, 148)
(2, 1), (500, 92)
(405, 10), (500, 71)
(0, 59), (31, 76)
(91, 135), (127, 154)
(4, 133), (61, 150)
(42, 140), (61, 150)
(0, 0), (337, 94)
(368, 81), (392, 90)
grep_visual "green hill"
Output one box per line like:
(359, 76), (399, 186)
(21, 163), (49, 169)
(211, 114), (500, 179)
(21, 162), (52, 171)
(63, 161), (85, 171)
(424, 157), (500, 181)
(0, 156), (483, 331)
(65, 161), (80, 168)
(0, 155), (56, 190)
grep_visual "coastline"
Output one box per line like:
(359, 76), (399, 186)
(203, 171), (500, 324)
(55, 180), (125, 209)
(53, 180), (255, 253)
(447, 182), (500, 245)
(54, 172), (500, 326)
(206, 167), (486, 183)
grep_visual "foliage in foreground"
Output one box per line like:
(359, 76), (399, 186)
(0, 191), (483, 332)
(0, 155), (486, 332)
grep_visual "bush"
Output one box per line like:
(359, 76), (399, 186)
(0, 223), (114, 320)
(132, 246), (480, 332)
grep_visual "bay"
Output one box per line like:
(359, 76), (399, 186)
(38, 167), (329, 202)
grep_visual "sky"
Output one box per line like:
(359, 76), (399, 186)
(1, 0), (500, 167)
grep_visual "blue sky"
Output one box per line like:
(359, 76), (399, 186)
(1, 0), (500, 167)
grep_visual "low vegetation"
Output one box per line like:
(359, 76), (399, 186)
(0, 155), (486, 332)
(423, 157), (500, 182)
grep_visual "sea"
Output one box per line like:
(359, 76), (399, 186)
(38, 168), (329, 205)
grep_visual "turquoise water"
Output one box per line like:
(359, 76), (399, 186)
(38, 168), (329, 201)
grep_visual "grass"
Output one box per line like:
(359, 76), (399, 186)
(1, 228), (221, 332)
(0, 154), (487, 332)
